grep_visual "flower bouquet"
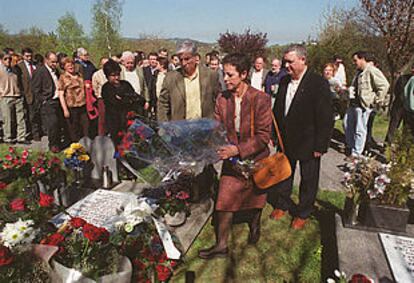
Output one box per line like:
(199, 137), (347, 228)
(63, 143), (90, 187)
(0, 219), (50, 282)
(39, 217), (132, 282)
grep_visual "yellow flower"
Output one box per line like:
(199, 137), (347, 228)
(70, 143), (83, 150)
(78, 155), (90, 162)
(64, 148), (75, 157)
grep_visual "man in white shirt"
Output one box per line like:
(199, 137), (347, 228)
(268, 44), (334, 230)
(248, 56), (269, 91)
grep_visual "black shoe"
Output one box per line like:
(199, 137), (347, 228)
(198, 247), (228, 259)
(248, 224), (261, 244)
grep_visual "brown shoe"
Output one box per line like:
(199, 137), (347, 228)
(269, 209), (287, 221)
(291, 217), (307, 230)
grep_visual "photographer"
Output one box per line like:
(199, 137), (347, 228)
(101, 59), (145, 145)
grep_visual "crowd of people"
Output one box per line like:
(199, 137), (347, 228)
(1, 40), (414, 259)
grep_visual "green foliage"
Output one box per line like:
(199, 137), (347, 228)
(383, 130), (414, 206)
(56, 12), (87, 55)
(90, 0), (123, 60)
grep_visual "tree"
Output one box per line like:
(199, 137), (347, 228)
(10, 26), (57, 56)
(361, 0), (414, 83)
(0, 24), (9, 50)
(56, 12), (86, 55)
(218, 28), (268, 62)
(91, 0), (123, 59)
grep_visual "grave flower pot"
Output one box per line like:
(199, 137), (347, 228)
(359, 201), (409, 232)
(343, 197), (360, 226)
(164, 211), (187, 227)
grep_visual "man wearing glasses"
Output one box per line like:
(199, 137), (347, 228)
(0, 53), (28, 144)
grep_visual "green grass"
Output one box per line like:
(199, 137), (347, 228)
(172, 189), (346, 283)
(334, 112), (390, 142)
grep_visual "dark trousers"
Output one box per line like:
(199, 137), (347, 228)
(385, 99), (404, 144)
(66, 106), (89, 142)
(26, 102), (43, 140)
(41, 100), (65, 149)
(403, 111), (414, 138)
(267, 156), (321, 219)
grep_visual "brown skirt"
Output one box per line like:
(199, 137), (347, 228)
(215, 161), (267, 212)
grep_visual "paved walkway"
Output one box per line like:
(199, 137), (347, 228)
(12, 133), (370, 193)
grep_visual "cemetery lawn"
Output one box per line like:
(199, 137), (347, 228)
(173, 189), (346, 283)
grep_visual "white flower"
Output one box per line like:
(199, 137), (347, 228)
(334, 269), (342, 278)
(0, 219), (38, 249)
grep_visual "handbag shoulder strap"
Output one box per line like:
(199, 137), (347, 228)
(250, 92), (285, 153)
(271, 112), (285, 153)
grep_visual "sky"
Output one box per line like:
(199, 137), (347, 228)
(0, 0), (358, 44)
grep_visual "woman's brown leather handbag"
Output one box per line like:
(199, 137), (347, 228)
(251, 100), (291, 189)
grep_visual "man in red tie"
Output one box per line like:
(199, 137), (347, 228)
(16, 47), (42, 141)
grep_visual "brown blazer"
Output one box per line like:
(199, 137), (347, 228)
(215, 86), (272, 161)
(157, 65), (219, 121)
(16, 61), (34, 104)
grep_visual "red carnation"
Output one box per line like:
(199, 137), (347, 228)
(0, 182), (7, 190)
(10, 198), (25, 211)
(0, 245), (13, 266)
(83, 223), (109, 242)
(70, 217), (86, 229)
(5, 154), (12, 161)
(41, 233), (65, 246)
(39, 192), (54, 207)
(156, 264), (171, 282)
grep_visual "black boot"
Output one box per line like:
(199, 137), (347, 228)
(248, 209), (262, 244)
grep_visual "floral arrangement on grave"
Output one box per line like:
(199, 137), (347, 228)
(40, 217), (129, 281)
(342, 132), (414, 207)
(0, 219), (50, 282)
(116, 220), (179, 283)
(0, 176), (62, 233)
(31, 154), (65, 192)
(1, 147), (32, 180)
(117, 116), (227, 184)
(63, 143), (90, 186)
(63, 143), (90, 170)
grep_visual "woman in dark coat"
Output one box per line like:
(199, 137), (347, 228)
(198, 53), (272, 259)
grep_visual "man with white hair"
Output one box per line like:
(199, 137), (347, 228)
(157, 40), (219, 121)
(120, 51), (150, 114)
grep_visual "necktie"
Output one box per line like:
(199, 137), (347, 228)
(29, 63), (34, 77)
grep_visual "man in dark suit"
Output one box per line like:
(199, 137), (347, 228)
(143, 52), (159, 117)
(157, 41), (219, 121)
(31, 51), (64, 152)
(15, 47), (42, 141)
(268, 44), (334, 230)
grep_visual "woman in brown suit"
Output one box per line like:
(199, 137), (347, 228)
(199, 53), (272, 259)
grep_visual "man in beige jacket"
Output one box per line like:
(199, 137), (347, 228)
(344, 51), (389, 157)
(157, 41), (219, 122)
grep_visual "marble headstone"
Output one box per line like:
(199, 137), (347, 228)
(89, 136), (119, 183)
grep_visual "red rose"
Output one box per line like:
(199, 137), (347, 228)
(41, 233), (65, 246)
(39, 192), (54, 207)
(83, 223), (109, 242)
(10, 198), (25, 211)
(156, 264), (171, 282)
(5, 154), (12, 161)
(0, 182), (7, 190)
(70, 217), (86, 229)
(0, 245), (13, 266)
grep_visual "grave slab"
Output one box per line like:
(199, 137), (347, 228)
(336, 213), (414, 282)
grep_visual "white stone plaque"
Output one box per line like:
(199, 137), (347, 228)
(51, 189), (134, 231)
(379, 233), (414, 283)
